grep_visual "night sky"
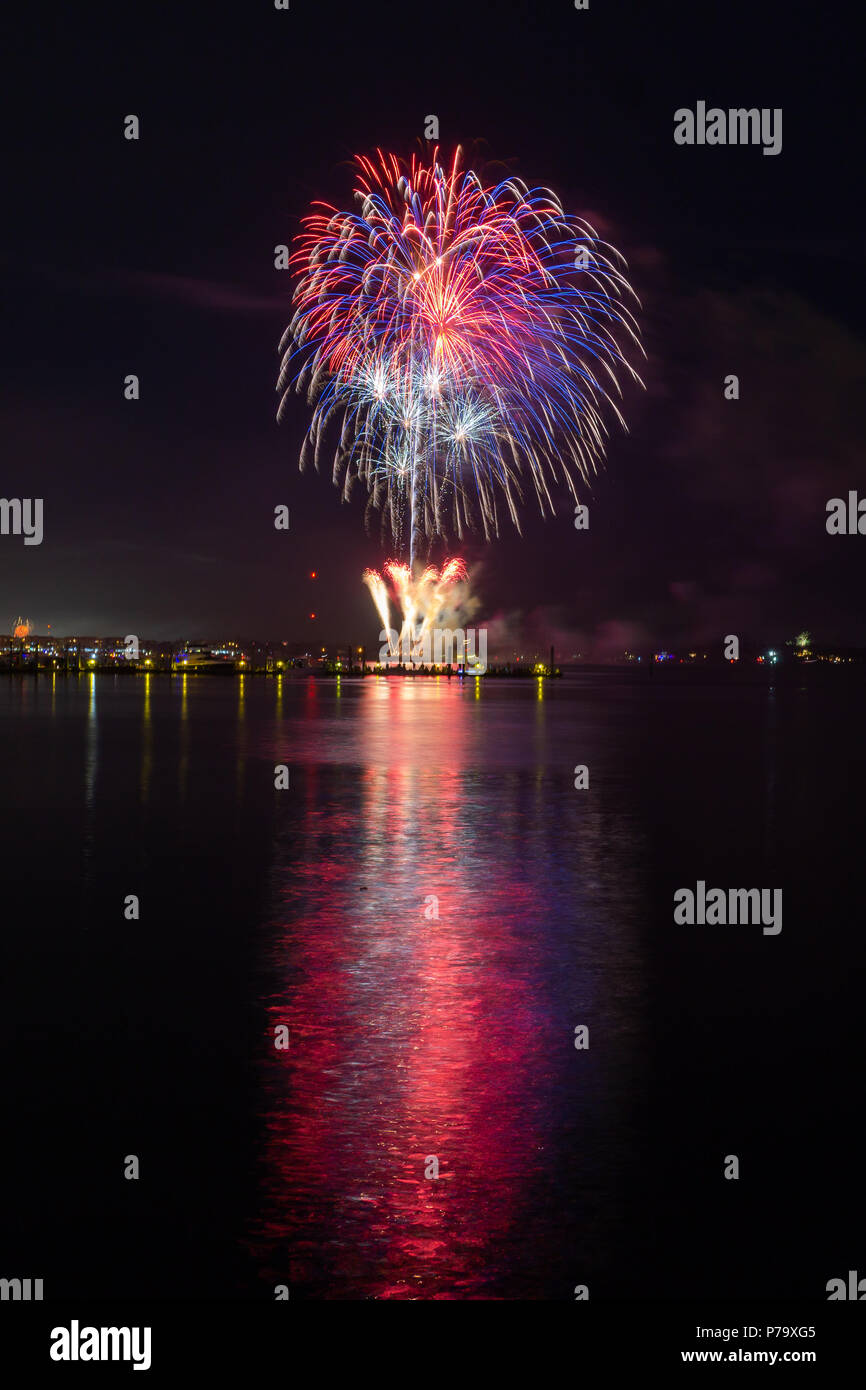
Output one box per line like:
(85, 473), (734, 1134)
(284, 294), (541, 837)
(3, 1), (863, 650)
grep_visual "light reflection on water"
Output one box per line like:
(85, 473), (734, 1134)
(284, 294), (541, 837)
(250, 677), (648, 1299)
(2, 670), (851, 1298)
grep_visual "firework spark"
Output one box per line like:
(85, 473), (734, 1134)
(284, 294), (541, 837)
(280, 146), (642, 564)
(363, 557), (468, 662)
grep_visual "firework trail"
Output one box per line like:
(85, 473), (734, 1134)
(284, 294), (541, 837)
(280, 146), (642, 566)
(12, 617), (31, 639)
(362, 568), (394, 654)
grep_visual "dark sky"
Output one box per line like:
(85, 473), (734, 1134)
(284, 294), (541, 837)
(2, 1), (864, 649)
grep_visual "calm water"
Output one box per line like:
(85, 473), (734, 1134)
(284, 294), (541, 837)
(1, 670), (863, 1300)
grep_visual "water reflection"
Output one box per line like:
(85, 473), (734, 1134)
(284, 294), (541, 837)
(251, 679), (647, 1299)
(140, 672), (152, 803)
(235, 674), (247, 806)
(1, 669), (851, 1299)
(178, 672), (190, 802)
(82, 672), (99, 879)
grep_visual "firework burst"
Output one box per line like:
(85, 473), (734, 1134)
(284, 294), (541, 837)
(280, 146), (642, 564)
(363, 557), (469, 661)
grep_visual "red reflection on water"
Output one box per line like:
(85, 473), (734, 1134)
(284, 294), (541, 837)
(252, 683), (549, 1299)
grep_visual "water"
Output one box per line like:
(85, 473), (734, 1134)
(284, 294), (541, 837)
(1, 670), (863, 1300)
